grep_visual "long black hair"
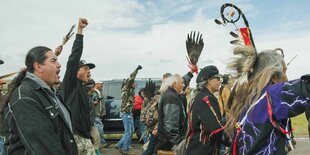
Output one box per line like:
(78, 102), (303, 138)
(2, 46), (51, 108)
(138, 88), (144, 100)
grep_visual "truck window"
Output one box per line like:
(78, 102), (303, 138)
(107, 82), (122, 100)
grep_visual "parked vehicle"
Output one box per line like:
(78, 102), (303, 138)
(101, 78), (161, 139)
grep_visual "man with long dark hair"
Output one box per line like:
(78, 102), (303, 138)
(2, 46), (77, 154)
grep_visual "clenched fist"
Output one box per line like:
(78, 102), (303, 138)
(77, 18), (88, 34)
(79, 18), (88, 28)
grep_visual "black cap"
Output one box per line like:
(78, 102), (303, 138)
(0, 59), (4, 65)
(79, 60), (95, 69)
(196, 65), (220, 83)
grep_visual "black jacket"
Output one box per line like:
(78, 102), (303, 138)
(186, 88), (222, 155)
(61, 34), (93, 139)
(157, 87), (186, 150)
(3, 76), (77, 155)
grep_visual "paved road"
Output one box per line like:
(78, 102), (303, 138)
(101, 142), (143, 155)
(101, 138), (310, 155)
(290, 138), (310, 155)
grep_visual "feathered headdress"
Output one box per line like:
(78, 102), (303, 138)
(227, 46), (257, 82)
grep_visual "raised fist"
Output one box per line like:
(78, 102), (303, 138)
(78, 18), (88, 29)
(136, 65), (142, 70)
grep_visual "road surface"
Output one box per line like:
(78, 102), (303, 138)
(101, 137), (310, 155)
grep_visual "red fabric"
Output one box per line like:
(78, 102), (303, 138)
(233, 127), (241, 155)
(266, 92), (289, 134)
(240, 27), (252, 46)
(203, 96), (211, 107)
(133, 95), (143, 111)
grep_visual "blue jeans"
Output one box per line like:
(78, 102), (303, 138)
(133, 113), (149, 144)
(116, 113), (134, 153)
(142, 133), (156, 155)
(0, 136), (4, 155)
(94, 117), (106, 145)
(140, 122), (149, 144)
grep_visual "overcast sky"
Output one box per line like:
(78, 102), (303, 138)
(0, 0), (309, 86)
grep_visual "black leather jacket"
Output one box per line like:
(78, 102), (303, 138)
(158, 87), (186, 147)
(3, 76), (77, 155)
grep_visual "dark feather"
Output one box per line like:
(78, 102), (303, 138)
(62, 24), (76, 46)
(215, 19), (223, 25)
(230, 31), (239, 38)
(186, 31), (204, 65)
(144, 79), (156, 99)
(0, 72), (18, 79)
(230, 39), (242, 45)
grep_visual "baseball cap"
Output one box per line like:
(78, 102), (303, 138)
(79, 60), (95, 69)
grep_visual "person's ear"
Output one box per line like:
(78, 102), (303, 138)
(172, 81), (177, 88)
(33, 62), (43, 73)
(270, 76), (279, 84)
(207, 79), (211, 84)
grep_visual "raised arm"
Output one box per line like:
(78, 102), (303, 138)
(61, 18), (88, 102)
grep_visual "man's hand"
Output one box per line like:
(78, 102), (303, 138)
(188, 63), (198, 74)
(54, 46), (63, 57)
(77, 18), (88, 34)
(93, 100), (100, 105)
(136, 65), (142, 70)
(152, 129), (157, 135)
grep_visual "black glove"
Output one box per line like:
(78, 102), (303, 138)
(136, 65), (142, 70)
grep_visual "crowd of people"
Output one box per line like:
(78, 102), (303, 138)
(0, 17), (310, 155)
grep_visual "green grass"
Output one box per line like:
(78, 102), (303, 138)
(291, 113), (309, 137)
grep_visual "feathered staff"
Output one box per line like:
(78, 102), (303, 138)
(186, 31), (204, 73)
(143, 79), (156, 100)
(0, 72), (18, 79)
(54, 25), (76, 56)
(215, 3), (256, 50)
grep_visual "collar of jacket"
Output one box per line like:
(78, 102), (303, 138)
(167, 86), (178, 94)
(202, 87), (216, 97)
(25, 72), (56, 93)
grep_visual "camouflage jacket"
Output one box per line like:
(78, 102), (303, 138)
(140, 95), (160, 131)
(120, 69), (138, 113)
